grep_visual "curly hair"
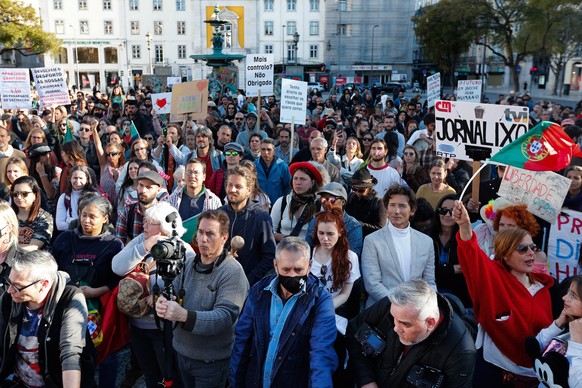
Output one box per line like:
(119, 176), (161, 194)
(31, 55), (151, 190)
(311, 208), (351, 292)
(493, 204), (540, 236)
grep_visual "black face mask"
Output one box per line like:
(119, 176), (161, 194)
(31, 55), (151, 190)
(278, 274), (307, 294)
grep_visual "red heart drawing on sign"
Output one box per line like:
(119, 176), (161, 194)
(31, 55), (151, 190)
(155, 98), (167, 108)
(197, 81), (207, 92)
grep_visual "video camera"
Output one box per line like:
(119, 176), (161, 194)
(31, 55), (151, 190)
(150, 212), (186, 283)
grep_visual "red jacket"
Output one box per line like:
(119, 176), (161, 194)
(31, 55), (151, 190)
(456, 232), (554, 368)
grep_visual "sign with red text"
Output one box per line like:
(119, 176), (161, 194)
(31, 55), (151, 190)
(426, 72), (440, 108)
(434, 100), (529, 161)
(31, 67), (69, 108)
(0, 68), (31, 109)
(456, 80), (482, 102)
(151, 92), (172, 115)
(548, 210), (581, 282)
(498, 166), (570, 223)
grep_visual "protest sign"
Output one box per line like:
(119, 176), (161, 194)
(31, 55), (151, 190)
(426, 73), (440, 108)
(171, 80), (208, 121)
(31, 67), (69, 108)
(279, 78), (307, 125)
(167, 77), (181, 88)
(498, 166), (570, 223)
(548, 209), (581, 282)
(434, 100), (529, 161)
(0, 68), (31, 109)
(151, 92), (172, 115)
(245, 54), (274, 97)
(456, 80), (482, 102)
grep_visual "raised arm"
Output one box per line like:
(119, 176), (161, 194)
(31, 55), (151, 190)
(454, 200), (473, 241)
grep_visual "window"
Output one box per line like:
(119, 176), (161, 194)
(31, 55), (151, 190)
(154, 21), (163, 35)
(78, 0), (87, 10)
(153, 0), (162, 11)
(104, 47), (118, 64)
(310, 21), (319, 36)
(338, 24), (351, 36)
(131, 21), (139, 35)
(310, 0), (319, 11)
(338, 0), (347, 11)
(177, 21), (186, 35)
(103, 0), (111, 10)
(132, 45), (141, 59)
(265, 21), (273, 36)
(176, 0), (185, 11)
(77, 47), (99, 63)
(53, 48), (68, 64)
(287, 44), (296, 61)
(287, 21), (296, 35)
(155, 45), (164, 63)
(264, 0), (273, 11)
(53, 0), (62, 10)
(178, 45), (186, 59)
(55, 20), (64, 34)
(104, 21), (113, 34)
(310, 44), (318, 59)
(287, 0), (296, 11)
(80, 20), (89, 34)
(129, 0), (139, 10)
(265, 45), (273, 54)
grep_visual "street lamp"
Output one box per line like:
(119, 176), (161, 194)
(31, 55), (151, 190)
(69, 24), (80, 90)
(145, 32), (153, 75)
(282, 25), (286, 64)
(371, 25), (379, 85)
(293, 32), (299, 66)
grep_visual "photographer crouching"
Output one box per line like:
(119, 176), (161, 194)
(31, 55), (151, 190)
(345, 280), (476, 387)
(155, 210), (249, 387)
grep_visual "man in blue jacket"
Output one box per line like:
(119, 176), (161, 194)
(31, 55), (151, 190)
(255, 138), (291, 205)
(230, 237), (338, 388)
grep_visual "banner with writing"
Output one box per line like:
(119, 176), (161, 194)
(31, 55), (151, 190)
(456, 80), (482, 102)
(548, 210), (581, 282)
(426, 73), (440, 108)
(434, 100), (529, 161)
(498, 166), (570, 223)
(245, 54), (274, 97)
(171, 80), (208, 121)
(280, 78), (307, 125)
(31, 67), (70, 108)
(0, 69), (31, 109)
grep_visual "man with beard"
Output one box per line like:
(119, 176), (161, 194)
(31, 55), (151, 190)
(274, 127), (298, 164)
(235, 112), (268, 149)
(116, 170), (163, 244)
(375, 115), (404, 156)
(155, 210), (249, 387)
(124, 99), (152, 137)
(92, 103), (106, 119)
(230, 237), (337, 387)
(173, 126), (223, 185)
(366, 139), (403, 198)
(219, 165), (276, 285)
(310, 137), (340, 183)
(215, 125), (232, 152)
(230, 112), (245, 139)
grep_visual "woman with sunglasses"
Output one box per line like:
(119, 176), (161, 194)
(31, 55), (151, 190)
(360, 133), (374, 159)
(454, 201), (555, 387)
(345, 168), (386, 238)
(401, 145), (429, 192)
(10, 176), (53, 251)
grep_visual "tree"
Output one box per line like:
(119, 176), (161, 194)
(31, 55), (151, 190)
(0, 0), (61, 56)
(412, 0), (480, 88)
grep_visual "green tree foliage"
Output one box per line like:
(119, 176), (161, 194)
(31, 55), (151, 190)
(0, 0), (61, 56)
(412, 0), (480, 87)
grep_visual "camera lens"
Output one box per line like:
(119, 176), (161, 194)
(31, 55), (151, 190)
(151, 240), (175, 260)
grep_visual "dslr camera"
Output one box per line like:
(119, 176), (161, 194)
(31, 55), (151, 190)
(355, 322), (386, 357)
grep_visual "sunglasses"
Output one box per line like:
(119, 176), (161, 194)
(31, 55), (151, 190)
(79, 127), (91, 132)
(225, 151), (240, 156)
(5, 277), (42, 293)
(59, 123), (68, 127)
(122, 123), (132, 126)
(144, 137), (154, 141)
(320, 196), (341, 204)
(134, 147), (147, 152)
(234, 118), (244, 121)
(11, 191), (33, 198)
(437, 207), (454, 216)
(403, 152), (415, 156)
(352, 187), (368, 193)
(319, 264), (328, 284)
(106, 152), (120, 157)
(362, 138), (373, 142)
(515, 243), (538, 254)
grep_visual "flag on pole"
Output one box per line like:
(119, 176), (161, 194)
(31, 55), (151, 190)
(63, 121), (74, 142)
(130, 121), (141, 142)
(489, 121), (582, 171)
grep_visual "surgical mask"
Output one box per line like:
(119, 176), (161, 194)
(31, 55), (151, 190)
(532, 262), (550, 275)
(278, 274), (307, 294)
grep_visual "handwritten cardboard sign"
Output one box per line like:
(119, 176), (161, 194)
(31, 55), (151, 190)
(426, 73), (440, 108)
(171, 80), (208, 122)
(456, 80), (482, 102)
(498, 166), (570, 223)
(0, 68), (31, 109)
(548, 210), (581, 282)
(280, 78), (307, 125)
(434, 100), (529, 161)
(151, 92), (172, 115)
(245, 54), (274, 97)
(31, 67), (70, 108)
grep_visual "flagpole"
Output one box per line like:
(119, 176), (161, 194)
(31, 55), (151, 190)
(459, 161), (490, 204)
(290, 118), (295, 165)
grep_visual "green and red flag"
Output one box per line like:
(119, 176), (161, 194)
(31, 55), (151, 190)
(63, 121), (74, 142)
(130, 121), (140, 142)
(489, 121), (582, 171)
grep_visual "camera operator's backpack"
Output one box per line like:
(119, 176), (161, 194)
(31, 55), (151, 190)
(117, 258), (153, 318)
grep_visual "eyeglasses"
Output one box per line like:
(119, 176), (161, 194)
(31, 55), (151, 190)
(352, 187), (368, 194)
(5, 277), (42, 293)
(185, 169), (203, 176)
(362, 138), (373, 142)
(225, 151), (240, 156)
(134, 147), (147, 152)
(319, 264), (328, 284)
(79, 127), (91, 132)
(515, 243), (538, 254)
(437, 207), (453, 216)
(11, 191), (33, 198)
(403, 152), (415, 156)
(143, 219), (161, 227)
(106, 152), (120, 157)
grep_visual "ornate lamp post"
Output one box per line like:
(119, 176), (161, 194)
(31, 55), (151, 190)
(293, 32), (300, 66)
(145, 32), (153, 74)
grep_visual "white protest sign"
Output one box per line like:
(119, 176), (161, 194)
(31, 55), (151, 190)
(426, 73), (440, 108)
(0, 68), (31, 109)
(31, 67), (70, 108)
(434, 100), (529, 161)
(548, 210), (582, 282)
(167, 77), (181, 88)
(151, 92), (172, 114)
(456, 80), (482, 102)
(280, 78), (307, 125)
(245, 54), (274, 97)
(497, 166), (570, 223)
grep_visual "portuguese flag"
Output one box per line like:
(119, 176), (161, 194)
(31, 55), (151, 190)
(489, 121), (582, 171)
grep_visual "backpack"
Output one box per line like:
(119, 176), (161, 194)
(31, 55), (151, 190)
(117, 258), (153, 318)
(442, 293), (477, 340)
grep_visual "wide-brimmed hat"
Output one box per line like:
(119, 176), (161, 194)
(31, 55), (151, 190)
(289, 161), (323, 184)
(350, 168), (378, 188)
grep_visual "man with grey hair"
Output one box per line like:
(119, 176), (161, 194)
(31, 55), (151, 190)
(231, 237), (338, 387)
(310, 137), (340, 183)
(0, 250), (93, 387)
(346, 280), (476, 388)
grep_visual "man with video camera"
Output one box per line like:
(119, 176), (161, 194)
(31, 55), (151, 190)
(346, 280), (476, 388)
